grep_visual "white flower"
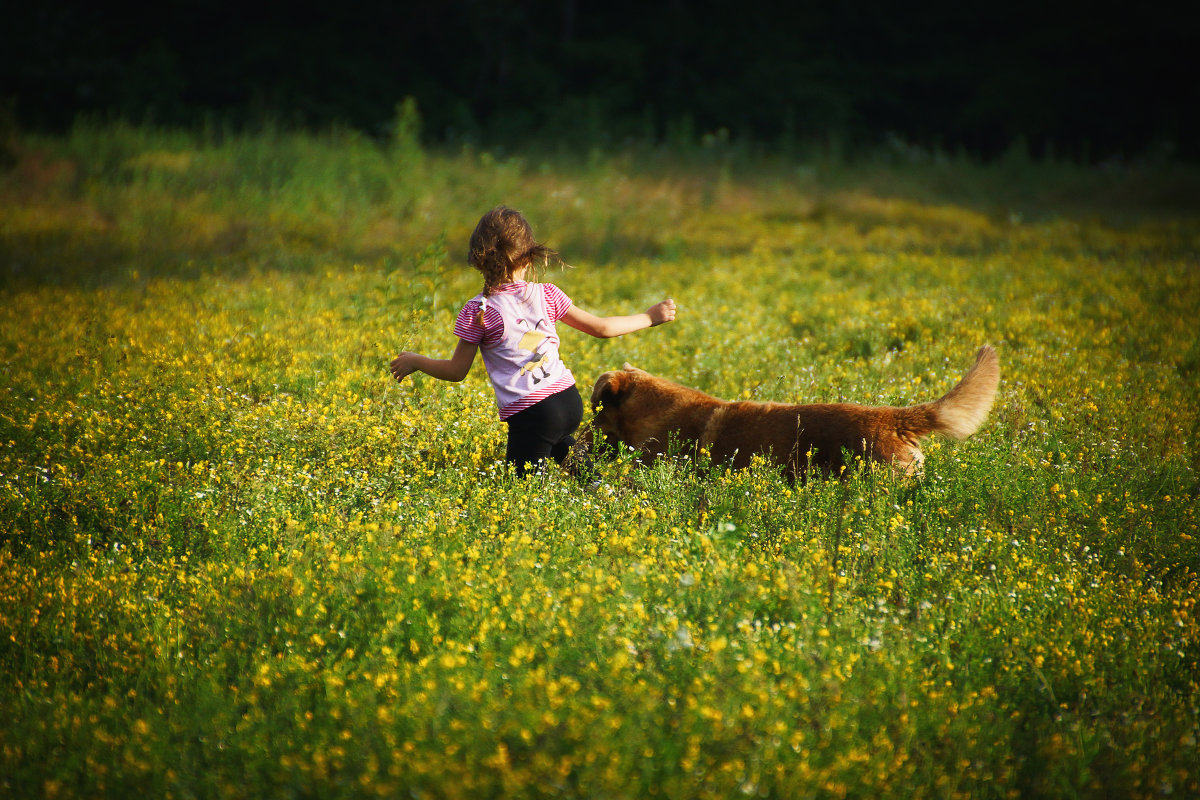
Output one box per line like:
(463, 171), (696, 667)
(668, 626), (694, 652)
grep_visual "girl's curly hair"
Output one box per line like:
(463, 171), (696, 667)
(468, 206), (561, 295)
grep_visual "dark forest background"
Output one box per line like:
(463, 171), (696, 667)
(3, 0), (1196, 160)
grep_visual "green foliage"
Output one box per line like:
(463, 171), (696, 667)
(1, 125), (1198, 798)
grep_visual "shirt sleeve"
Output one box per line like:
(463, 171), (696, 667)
(455, 299), (504, 345)
(543, 283), (573, 321)
(454, 301), (485, 344)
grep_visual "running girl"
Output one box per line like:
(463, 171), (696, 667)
(390, 206), (676, 476)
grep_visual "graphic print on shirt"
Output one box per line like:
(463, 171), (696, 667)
(510, 314), (557, 388)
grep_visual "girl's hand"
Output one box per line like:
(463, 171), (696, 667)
(389, 342), (476, 383)
(390, 352), (419, 383)
(648, 298), (677, 326)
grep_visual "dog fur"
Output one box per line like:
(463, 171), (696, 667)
(589, 346), (1000, 479)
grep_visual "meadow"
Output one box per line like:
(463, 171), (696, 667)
(1, 119), (1198, 798)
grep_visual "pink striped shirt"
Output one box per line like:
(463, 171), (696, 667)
(454, 282), (576, 419)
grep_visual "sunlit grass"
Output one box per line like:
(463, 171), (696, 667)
(1, 124), (1198, 798)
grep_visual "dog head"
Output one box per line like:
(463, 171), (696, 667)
(590, 362), (643, 404)
(589, 363), (716, 457)
(590, 363), (645, 447)
(592, 362), (672, 450)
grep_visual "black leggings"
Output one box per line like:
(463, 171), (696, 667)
(504, 386), (584, 477)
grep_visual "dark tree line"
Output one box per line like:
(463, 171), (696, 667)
(3, 0), (1195, 160)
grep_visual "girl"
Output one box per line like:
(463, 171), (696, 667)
(390, 206), (676, 476)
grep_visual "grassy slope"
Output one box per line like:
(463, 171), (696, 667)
(1, 125), (1198, 798)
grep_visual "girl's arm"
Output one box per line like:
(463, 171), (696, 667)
(390, 340), (478, 383)
(560, 298), (676, 339)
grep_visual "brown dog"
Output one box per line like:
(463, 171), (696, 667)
(589, 346), (999, 478)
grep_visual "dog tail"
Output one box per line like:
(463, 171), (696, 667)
(929, 345), (1000, 438)
(903, 346), (1000, 440)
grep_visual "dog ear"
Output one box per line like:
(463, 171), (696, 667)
(622, 362), (647, 374)
(591, 371), (631, 408)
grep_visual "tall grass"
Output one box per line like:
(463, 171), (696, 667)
(1, 123), (1198, 798)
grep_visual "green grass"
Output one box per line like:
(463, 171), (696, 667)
(1, 123), (1198, 799)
